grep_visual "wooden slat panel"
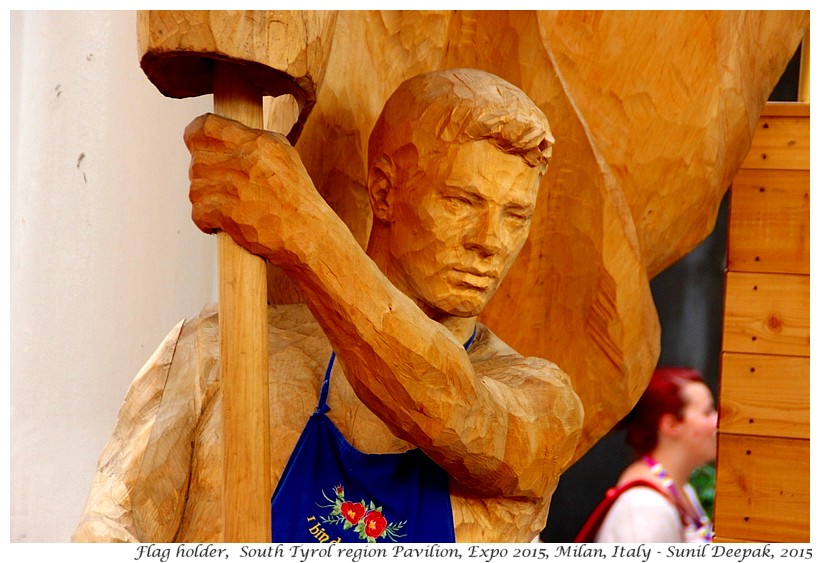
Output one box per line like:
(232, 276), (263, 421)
(718, 353), (809, 439)
(740, 115), (810, 170)
(760, 102), (810, 118)
(713, 434), (809, 542)
(722, 272), (810, 356)
(728, 169), (810, 274)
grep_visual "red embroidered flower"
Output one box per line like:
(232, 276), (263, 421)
(320, 484), (406, 542)
(363, 511), (387, 538)
(341, 501), (365, 524)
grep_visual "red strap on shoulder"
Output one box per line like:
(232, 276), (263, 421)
(573, 479), (666, 543)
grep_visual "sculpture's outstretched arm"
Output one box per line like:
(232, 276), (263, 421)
(185, 113), (581, 499)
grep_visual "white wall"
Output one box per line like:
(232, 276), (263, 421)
(10, 11), (216, 542)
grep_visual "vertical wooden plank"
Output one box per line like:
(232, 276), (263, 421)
(797, 31), (809, 102)
(213, 62), (272, 543)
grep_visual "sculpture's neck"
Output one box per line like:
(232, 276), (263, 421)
(436, 315), (479, 348)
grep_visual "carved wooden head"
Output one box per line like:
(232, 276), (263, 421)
(365, 68), (554, 319)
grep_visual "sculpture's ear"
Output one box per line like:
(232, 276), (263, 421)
(368, 155), (397, 224)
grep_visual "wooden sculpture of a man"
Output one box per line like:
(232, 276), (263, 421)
(73, 68), (583, 543)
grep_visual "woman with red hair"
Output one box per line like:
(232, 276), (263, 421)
(577, 366), (716, 543)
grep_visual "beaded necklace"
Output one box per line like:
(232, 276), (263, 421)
(643, 455), (713, 541)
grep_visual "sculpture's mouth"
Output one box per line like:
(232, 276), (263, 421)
(451, 268), (497, 290)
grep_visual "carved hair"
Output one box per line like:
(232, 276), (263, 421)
(368, 68), (554, 178)
(618, 366), (706, 456)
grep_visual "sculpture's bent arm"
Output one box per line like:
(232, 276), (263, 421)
(185, 113), (581, 499)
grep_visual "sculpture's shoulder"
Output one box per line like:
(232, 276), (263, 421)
(471, 323), (573, 389)
(266, 302), (331, 378)
(267, 301), (324, 343)
(106, 306), (219, 425)
(452, 324), (584, 542)
(126, 303), (224, 433)
(168, 304), (221, 404)
(72, 305), (224, 543)
(179, 303), (219, 350)
(472, 323), (583, 455)
(176, 301), (326, 381)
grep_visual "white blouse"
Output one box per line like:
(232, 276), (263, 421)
(594, 484), (711, 543)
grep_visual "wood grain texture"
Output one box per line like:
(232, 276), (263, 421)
(798, 31), (810, 102)
(713, 434), (809, 542)
(728, 169), (809, 274)
(759, 101), (811, 117)
(211, 63), (272, 544)
(718, 353), (809, 439)
(716, 102), (810, 544)
(138, 10), (337, 141)
(182, 72), (579, 503)
(75, 10), (810, 543)
(137, 11), (339, 541)
(722, 271), (810, 357)
(75, 304), (581, 542)
(287, 10), (808, 459)
(73, 70), (585, 543)
(739, 115), (811, 170)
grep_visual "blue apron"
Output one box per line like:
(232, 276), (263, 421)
(270, 332), (475, 543)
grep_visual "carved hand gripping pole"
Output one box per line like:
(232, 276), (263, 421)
(137, 10), (336, 542)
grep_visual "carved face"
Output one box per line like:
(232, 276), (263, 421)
(385, 140), (542, 318)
